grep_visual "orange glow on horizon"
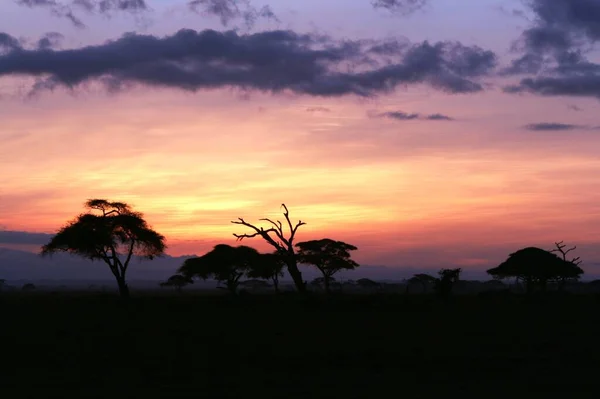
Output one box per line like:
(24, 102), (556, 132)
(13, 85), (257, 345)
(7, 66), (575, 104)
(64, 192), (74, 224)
(2, 88), (600, 269)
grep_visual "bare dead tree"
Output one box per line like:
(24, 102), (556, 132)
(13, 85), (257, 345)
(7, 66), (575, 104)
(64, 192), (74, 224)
(550, 241), (583, 290)
(232, 204), (307, 292)
(550, 241), (582, 265)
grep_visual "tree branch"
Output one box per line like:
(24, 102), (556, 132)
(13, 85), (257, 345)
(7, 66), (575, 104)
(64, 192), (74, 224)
(259, 218), (285, 242)
(281, 203), (306, 245)
(231, 218), (283, 251)
(121, 239), (136, 277)
(550, 241), (580, 264)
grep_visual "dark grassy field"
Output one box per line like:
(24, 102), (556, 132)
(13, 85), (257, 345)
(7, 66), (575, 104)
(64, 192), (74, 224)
(2, 292), (600, 398)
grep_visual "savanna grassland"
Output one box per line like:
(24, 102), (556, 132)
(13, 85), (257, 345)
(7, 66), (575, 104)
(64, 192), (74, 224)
(2, 292), (600, 398)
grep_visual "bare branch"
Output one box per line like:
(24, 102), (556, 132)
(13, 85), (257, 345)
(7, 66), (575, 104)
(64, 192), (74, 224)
(233, 231), (262, 241)
(550, 241), (582, 265)
(260, 218), (285, 241)
(231, 218), (283, 250)
(565, 246), (577, 255)
(280, 203), (306, 245)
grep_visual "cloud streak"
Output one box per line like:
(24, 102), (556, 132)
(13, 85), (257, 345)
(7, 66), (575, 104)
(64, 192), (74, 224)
(524, 122), (585, 131)
(15, 0), (149, 28)
(524, 122), (600, 131)
(372, 110), (454, 121)
(0, 29), (497, 98)
(371, 0), (427, 15)
(188, 0), (278, 29)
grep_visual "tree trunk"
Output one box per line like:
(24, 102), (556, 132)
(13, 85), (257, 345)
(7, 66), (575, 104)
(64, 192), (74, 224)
(272, 277), (279, 293)
(558, 278), (567, 291)
(324, 276), (331, 294)
(525, 278), (534, 295)
(227, 281), (238, 295)
(116, 277), (130, 299)
(285, 258), (306, 293)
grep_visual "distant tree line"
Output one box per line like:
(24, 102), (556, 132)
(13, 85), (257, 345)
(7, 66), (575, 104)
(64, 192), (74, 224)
(36, 199), (585, 299)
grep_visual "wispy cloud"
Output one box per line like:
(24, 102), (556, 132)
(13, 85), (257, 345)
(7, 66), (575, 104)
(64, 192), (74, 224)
(15, 0), (149, 28)
(188, 0), (278, 29)
(371, 0), (428, 15)
(306, 106), (331, 113)
(372, 110), (454, 121)
(524, 122), (588, 131)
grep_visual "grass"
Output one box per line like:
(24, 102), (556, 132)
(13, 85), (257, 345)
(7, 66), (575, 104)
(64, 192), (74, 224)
(2, 292), (600, 398)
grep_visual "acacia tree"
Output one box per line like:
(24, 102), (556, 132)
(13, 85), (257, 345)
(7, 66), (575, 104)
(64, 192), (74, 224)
(435, 268), (462, 299)
(406, 273), (437, 294)
(246, 252), (286, 293)
(160, 274), (194, 293)
(41, 199), (166, 298)
(487, 247), (584, 294)
(356, 278), (381, 290)
(179, 244), (259, 294)
(295, 238), (359, 294)
(232, 204), (307, 292)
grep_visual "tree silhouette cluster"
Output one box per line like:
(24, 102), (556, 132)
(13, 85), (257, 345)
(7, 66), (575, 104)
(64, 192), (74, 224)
(41, 200), (360, 298)
(487, 245), (584, 294)
(406, 268), (462, 298)
(37, 199), (586, 299)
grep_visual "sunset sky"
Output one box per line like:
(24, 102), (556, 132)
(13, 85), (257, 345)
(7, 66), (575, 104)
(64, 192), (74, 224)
(1, 0), (600, 273)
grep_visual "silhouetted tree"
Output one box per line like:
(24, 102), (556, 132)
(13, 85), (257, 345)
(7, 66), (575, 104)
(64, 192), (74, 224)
(487, 247), (584, 294)
(240, 279), (272, 291)
(296, 239), (359, 294)
(179, 244), (259, 294)
(356, 278), (381, 290)
(407, 273), (437, 294)
(549, 241), (583, 289)
(41, 199), (166, 299)
(232, 204), (307, 292)
(21, 283), (35, 292)
(310, 276), (335, 290)
(435, 268), (462, 299)
(160, 274), (194, 292)
(247, 252), (285, 293)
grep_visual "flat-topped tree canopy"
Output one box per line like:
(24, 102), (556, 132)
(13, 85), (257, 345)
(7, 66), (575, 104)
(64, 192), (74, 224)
(179, 244), (260, 293)
(487, 247), (584, 282)
(40, 199), (166, 298)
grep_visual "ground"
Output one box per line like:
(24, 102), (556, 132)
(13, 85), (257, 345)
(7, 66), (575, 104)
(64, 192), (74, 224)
(2, 292), (599, 398)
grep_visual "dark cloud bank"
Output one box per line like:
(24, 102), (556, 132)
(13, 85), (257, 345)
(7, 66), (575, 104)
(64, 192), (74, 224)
(504, 0), (600, 99)
(9, 0), (600, 101)
(0, 29), (497, 97)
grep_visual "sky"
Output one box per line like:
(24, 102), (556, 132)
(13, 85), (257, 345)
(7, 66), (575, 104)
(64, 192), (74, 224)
(1, 0), (600, 274)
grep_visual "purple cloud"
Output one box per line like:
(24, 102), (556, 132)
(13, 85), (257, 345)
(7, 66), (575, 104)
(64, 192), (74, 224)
(372, 110), (454, 121)
(15, 0), (149, 28)
(371, 0), (428, 15)
(0, 29), (497, 98)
